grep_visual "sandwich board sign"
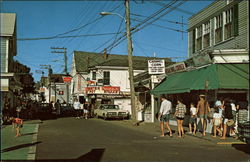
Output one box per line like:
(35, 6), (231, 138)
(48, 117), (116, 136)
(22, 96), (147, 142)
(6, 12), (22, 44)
(148, 60), (165, 74)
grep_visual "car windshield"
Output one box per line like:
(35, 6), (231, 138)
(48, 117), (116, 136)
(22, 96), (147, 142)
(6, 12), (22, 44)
(102, 105), (119, 109)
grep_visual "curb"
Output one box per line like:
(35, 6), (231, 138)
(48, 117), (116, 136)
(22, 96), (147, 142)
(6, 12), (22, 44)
(27, 123), (39, 160)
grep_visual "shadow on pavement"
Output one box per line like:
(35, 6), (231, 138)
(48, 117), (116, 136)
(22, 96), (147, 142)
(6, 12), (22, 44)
(35, 148), (105, 162)
(1, 141), (42, 153)
(232, 144), (250, 154)
(21, 132), (37, 136)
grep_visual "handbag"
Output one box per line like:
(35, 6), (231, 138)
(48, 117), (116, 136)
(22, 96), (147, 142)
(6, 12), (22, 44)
(226, 119), (235, 127)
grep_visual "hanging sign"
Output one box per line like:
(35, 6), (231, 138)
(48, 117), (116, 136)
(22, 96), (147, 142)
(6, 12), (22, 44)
(148, 60), (165, 74)
(62, 76), (72, 83)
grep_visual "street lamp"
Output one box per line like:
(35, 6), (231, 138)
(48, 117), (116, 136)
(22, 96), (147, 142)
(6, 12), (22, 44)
(100, 0), (137, 121)
(100, 12), (126, 22)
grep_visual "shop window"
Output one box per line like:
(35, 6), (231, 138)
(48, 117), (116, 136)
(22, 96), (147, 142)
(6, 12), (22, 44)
(224, 8), (233, 40)
(195, 25), (202, 51)
(103, 71), (110, 85)
(215, 14), (223, 44)
(203, 21), (210, 48)
(92, 71), (96, 80)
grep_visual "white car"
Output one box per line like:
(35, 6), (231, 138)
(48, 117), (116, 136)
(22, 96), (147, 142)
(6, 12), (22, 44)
(94, 104), (130, 120)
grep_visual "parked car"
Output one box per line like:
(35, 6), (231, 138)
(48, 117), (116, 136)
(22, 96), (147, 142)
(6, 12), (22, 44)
(37, 103), (56, 120)
(94, 104), (129, 120)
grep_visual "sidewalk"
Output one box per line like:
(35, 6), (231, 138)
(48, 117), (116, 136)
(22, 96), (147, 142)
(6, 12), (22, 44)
(1, 120), (41, 161)
(108, 119), (244, 145)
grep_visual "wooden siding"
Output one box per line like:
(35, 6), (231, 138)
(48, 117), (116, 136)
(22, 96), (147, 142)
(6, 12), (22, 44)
(188, 1), (248, 58)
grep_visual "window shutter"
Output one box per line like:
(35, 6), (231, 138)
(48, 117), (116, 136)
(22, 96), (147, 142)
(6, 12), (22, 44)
(233, 4), (239, 36)
(192, 29), (196, 53)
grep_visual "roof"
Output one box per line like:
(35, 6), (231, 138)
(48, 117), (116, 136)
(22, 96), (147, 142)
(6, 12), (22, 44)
(151, 63), (249, 95)
(50, 74), (65, 83)
(74, 51), (172, 72)
(0, 13), (16, 36)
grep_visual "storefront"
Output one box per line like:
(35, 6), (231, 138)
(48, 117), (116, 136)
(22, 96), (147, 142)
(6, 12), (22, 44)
(151, 63), (249, 106)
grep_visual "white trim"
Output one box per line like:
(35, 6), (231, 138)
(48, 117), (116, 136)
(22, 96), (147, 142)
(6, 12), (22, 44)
(6, 38), (9, 72)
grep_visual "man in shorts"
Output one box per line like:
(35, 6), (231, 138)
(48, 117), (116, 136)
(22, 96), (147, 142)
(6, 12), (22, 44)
(157, 95), (173, 137)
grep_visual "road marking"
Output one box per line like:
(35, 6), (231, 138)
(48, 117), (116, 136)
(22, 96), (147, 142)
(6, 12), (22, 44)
(27, 123), (39, 160)
(217, 142), (246, 145)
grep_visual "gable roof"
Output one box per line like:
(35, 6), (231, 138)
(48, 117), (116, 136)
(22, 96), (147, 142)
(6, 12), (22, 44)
(0, 13), (16, 36)
(74, 51), (173, 72)
(50, 74), (65, 83)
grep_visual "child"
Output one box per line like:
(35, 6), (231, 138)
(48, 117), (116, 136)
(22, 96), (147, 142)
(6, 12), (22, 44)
(212, 107), (222, 137)
(189, 103), (197, 135)
(10, 117), (23, 137)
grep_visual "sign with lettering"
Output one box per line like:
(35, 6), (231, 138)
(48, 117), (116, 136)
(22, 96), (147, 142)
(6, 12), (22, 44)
(165, 62), (186, 74)
(148, 60), (165, 74)
(62, 76), (72, 83)
(85, 86), (120, 94)
(192, 53), (212, 67)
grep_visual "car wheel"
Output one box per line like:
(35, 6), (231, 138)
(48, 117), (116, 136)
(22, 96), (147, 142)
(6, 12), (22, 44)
(103, 114), (107, 120)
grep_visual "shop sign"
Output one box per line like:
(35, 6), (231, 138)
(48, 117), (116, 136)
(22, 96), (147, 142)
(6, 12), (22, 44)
(151, 75), (165, 83)
(192, 53), (212, 67)
(85, 86), (120, 94)
(85, 87), (96, 94)
(62, 76), (72, 83)
(165, 62), (186, 74)
(102, 86), (120, 94)
(148, 60), (165, 74)
(59, 91), (64, 95)
(40, 87), (45, 92)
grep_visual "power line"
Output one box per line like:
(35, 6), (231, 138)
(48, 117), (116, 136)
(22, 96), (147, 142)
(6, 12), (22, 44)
(17, 32), (124, 41)
(131, 12), (187, 25)
(149, 0), (194, 15)
(100, 1), (180, 53)
(131, 17), (187, 33)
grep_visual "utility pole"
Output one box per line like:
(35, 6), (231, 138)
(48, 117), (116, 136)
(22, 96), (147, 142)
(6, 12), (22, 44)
(51, 47), (69, 105)
(40, 65), (52, 103)
(51, 47), (68, 74)
(125, 0), (137, 121)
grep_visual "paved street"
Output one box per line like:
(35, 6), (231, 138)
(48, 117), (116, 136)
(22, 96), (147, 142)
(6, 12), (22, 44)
(32, 117), (250, 162)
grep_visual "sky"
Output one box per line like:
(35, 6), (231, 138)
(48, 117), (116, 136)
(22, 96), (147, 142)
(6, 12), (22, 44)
(2, 0), (214, 82)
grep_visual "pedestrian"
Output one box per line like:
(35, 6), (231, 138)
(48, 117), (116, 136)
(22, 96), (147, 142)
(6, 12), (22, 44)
(16, 103), (22, 118)
(10, 117), (23, 137)
(196, 94), (211, 136)
(230, 99), (237, 136)
(174, 98), (186, 138)
(220, 98), (234, 140)
(212, 107), (222, 137)
(188, 103), (197, 135)
(73, 99), (81, 119)
(157, 95), (173, 137)
(55, 99), (61, 117)
(83, 102), (89, 119)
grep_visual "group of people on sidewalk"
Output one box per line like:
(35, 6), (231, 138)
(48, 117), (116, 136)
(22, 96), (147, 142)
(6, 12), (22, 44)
(73, 99), (91, 119)
(158, 94), (249, 140)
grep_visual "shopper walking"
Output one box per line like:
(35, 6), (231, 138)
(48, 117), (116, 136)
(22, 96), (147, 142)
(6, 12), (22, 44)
(73, 99), (81, 119)
(221, 98), (234, 140)
(157, 95), (173, 137)
(174, 98), (186, 138)
(196, 94), (210, 136)
(189, 103), (197, 135)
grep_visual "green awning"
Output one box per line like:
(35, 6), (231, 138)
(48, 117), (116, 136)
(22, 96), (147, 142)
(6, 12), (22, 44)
(151, 63), (249, 95)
